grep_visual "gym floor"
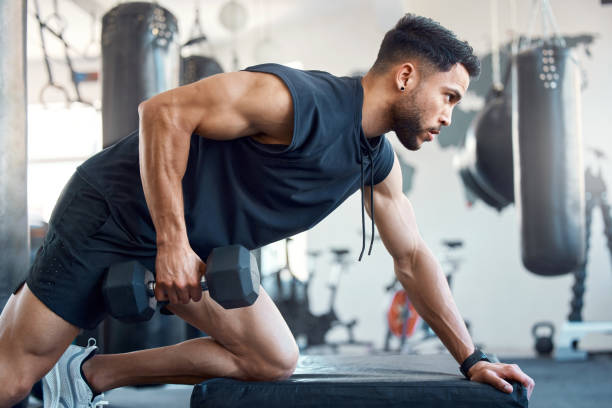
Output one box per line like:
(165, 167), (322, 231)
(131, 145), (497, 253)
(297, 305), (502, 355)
(23, 353), (612, 407)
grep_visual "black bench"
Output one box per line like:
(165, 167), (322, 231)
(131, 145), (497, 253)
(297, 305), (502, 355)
(191, 354), (527, 407)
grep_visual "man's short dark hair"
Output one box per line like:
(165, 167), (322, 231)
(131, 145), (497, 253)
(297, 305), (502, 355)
(373, 14), (480, 78)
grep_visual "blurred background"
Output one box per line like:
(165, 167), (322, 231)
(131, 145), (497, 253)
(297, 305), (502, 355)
(3, 0), (612, 370)
(2, 0), (611, 406)
(0, 0), (612, 388)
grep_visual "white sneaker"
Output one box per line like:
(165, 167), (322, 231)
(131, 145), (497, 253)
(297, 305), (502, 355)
(43, 338), (109, 408)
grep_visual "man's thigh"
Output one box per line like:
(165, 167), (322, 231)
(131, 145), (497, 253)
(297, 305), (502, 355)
(168, 287), (297, 366)
(0, 283), (80, 383)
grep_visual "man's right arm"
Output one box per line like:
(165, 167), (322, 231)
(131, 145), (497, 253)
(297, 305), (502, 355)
(137, 71), (294, 305)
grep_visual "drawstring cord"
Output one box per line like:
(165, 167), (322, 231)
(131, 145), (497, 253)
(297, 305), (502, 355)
(368, 150), (375, 256)
(359, 156), (366, 261)
(358, 148), (376, 261)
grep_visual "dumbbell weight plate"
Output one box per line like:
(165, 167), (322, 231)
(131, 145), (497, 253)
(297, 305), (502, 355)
(103, 261), (157, 323)
(206, 245), (260, 309)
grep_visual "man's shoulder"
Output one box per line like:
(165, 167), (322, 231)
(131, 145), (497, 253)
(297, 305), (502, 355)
(244, 64), (354, 90)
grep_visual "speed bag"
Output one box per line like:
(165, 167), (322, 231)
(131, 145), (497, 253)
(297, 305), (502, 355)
(514, 45), (585, 276)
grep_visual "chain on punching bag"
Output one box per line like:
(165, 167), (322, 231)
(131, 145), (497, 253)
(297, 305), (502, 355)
(513, 43), (585, 275)
(100, 2), (186, 354)
(101, 2), (180, 147)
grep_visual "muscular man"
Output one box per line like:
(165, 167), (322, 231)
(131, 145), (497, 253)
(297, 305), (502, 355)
(0, 14), (534, 407)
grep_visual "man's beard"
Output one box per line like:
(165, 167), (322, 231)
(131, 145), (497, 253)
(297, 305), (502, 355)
(391, 90), (425, 151)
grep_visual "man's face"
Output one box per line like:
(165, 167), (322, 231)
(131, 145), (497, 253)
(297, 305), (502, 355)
(391, 63), (469, 151)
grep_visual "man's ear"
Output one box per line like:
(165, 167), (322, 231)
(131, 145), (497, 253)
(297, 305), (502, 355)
(396, 63), (417, 92)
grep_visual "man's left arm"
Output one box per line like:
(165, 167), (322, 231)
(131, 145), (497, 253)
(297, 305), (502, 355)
(364, 154), (535, 398)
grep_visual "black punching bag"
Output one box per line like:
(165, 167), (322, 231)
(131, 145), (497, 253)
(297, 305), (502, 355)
(513, 45), (585, 275)
(180, 56), (223, 86)
(101, 2), (180, 147)
(100, 2), (185, 354)
(456, 82), (514, 211)
(0, 0), (28, 310)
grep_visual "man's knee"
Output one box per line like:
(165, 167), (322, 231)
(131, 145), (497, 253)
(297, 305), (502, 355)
(241, 343), (299, 381)
(1, 371), (35, 405)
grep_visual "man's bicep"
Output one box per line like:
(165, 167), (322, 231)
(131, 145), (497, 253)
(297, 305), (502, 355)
(368, 156), (423, 262)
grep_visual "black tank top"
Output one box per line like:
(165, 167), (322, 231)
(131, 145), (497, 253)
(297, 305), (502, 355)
(77, 63), (394, 262)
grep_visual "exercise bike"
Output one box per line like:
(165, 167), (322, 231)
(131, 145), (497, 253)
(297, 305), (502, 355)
(262, 241), (372, 353)
(383, 240), (469, 354)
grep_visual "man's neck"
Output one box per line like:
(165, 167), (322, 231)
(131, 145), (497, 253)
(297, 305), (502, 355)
(361, 72), (393, 138)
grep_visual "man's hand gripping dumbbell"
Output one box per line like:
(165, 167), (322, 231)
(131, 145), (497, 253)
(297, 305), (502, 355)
(103, 245), (260, 323)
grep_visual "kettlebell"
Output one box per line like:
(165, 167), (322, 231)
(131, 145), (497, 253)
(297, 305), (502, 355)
(532, 321), (555, 356)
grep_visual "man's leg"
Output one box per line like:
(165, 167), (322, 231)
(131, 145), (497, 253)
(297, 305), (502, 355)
(82, 287), (298, 393)
(0, 283), (80, 407)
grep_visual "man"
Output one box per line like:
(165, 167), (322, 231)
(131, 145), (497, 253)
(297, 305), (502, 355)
(0, 14), (534, 407)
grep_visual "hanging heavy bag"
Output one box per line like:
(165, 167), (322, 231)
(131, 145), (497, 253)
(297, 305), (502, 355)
(101, 2), (180, 147)
(180, 5), (224, 86)
(180, 55), (223, 85)
(455, 1), (514, 211)
(100, 2), (186, 354)
(457, 62), (514, 211)
(513, 42), (585, 275)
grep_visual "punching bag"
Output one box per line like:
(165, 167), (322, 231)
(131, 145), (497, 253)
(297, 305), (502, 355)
(0, 0), (28, 310)
(513, 45), (585, 275)
(180, 55), (223, 86)
(456, 75), (514, 211)
(101, 2), (180, 147)
(100, 2), (186, 353)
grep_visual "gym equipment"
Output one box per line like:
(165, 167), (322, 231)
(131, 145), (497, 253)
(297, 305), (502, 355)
(532, 321), (555, 356)
(181, 56), (223, 85)
(456, 75), (513, 211)
(101, 2), (180, 147)
(555, 150), (612, 360)
(386, 290), (420, 340)
(384, 240), (469, 353)
(0, 0), (28, 310)
(262, 242), (371, 352)
(513, 0), (585, 275)
(455, 0), (513, 210)
(103, 245), (260, 323)
(190, 354), (527, 408)
(455, 35), (594, 211)
(32, 0), (98, 107)
(180, 3), (224, 86)
(100, 2), (181, 354)
(302, 248), (371, 350)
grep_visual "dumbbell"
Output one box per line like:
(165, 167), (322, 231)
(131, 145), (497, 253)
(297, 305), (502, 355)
(103, 245), (260, 323)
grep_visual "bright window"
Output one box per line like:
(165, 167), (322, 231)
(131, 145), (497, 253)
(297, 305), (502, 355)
(28, 103), (102, 223)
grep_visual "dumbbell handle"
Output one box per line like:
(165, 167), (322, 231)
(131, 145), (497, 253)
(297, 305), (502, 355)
(146, 280), (209, 297)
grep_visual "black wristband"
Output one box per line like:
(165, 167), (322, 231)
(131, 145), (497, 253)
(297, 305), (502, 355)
(460, 349), (490, 378)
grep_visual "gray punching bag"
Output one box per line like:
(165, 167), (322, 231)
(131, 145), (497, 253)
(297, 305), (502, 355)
(513, 45), (585, 275)
(100, 2), (185, 353)
(101, 2), (180, 147)
(0, 0), (28, 310)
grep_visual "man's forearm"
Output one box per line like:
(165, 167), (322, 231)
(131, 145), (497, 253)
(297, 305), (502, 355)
(394, 243), (474, 364)
(138, 101), (192, 246)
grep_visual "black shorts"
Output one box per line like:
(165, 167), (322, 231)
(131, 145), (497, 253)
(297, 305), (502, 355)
(15, 171), (155, 330)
